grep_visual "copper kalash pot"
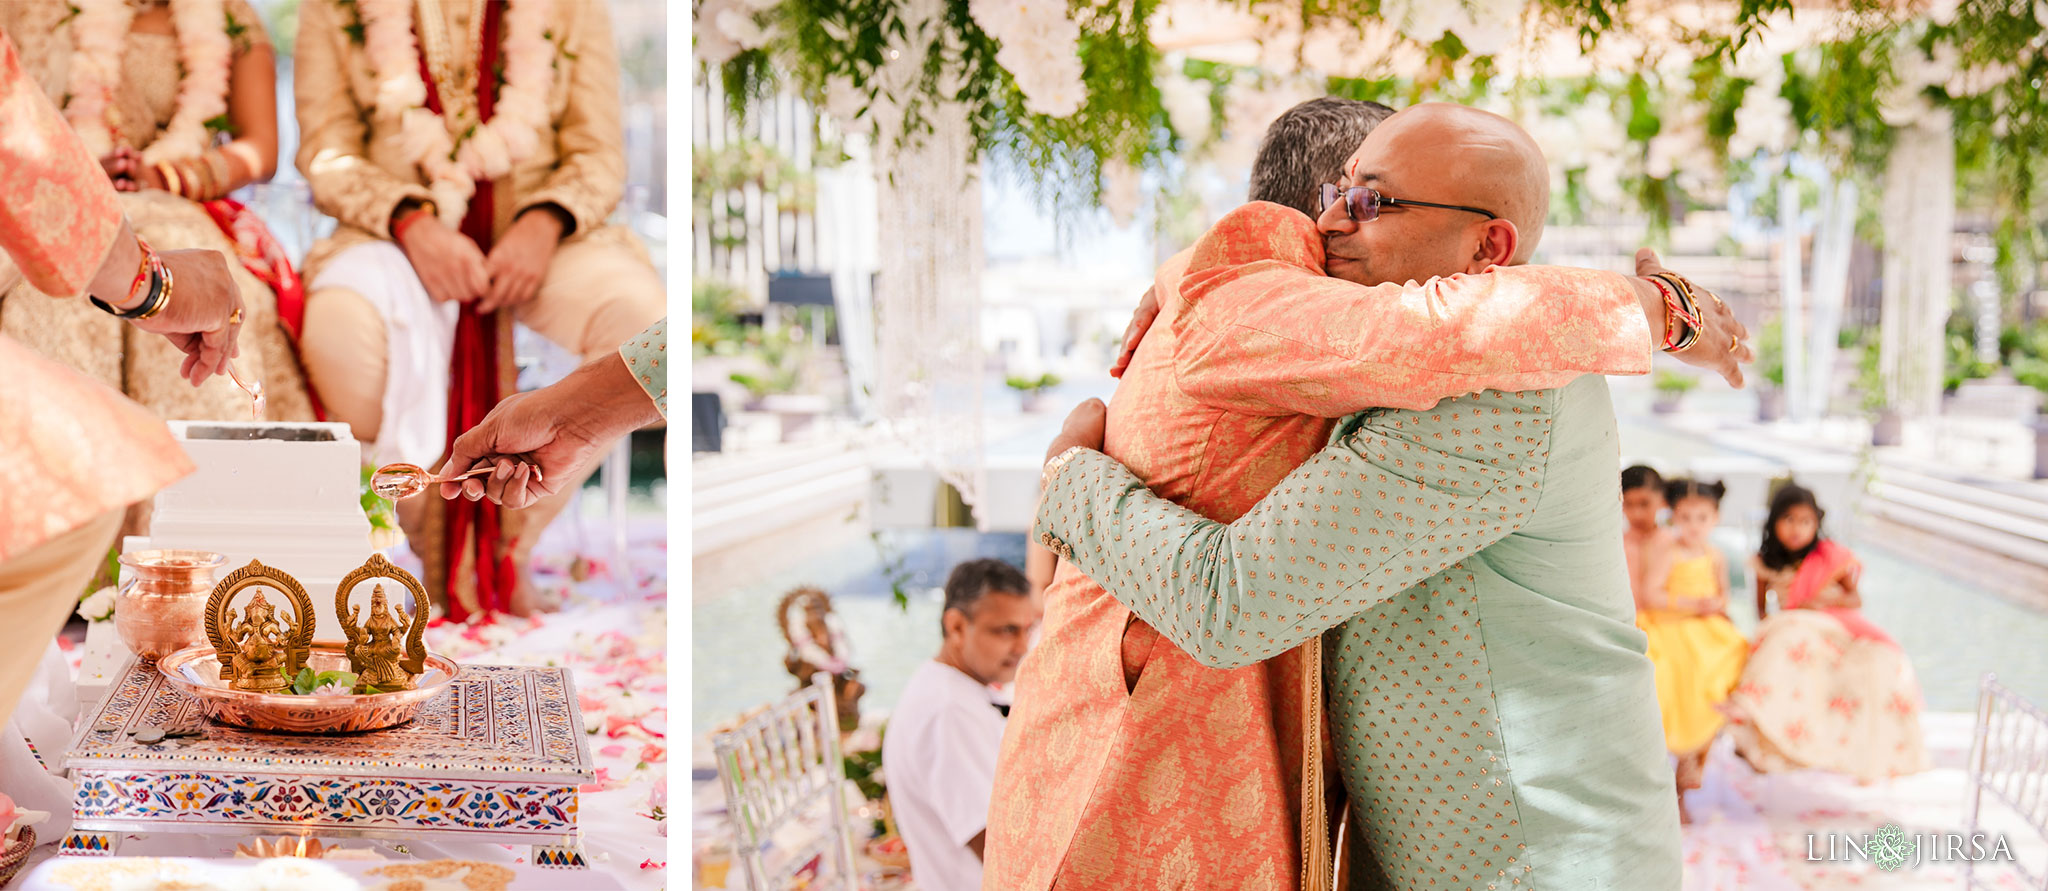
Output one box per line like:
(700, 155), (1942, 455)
(115, 549), (227, 660)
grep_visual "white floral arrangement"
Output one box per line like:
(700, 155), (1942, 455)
(692, 0), (780, 65)
(62, 0), (232, 162)
(358, 0), (558, 225)
(77, 586), (117, 624)
(968, 0), (1089, 118)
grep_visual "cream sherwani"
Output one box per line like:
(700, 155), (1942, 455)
(290, 0), (663, 615)
(291, 0), (663, 466)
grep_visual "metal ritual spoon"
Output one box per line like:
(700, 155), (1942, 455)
(370, 462), (546, 500)
(225, 360), (265, 420)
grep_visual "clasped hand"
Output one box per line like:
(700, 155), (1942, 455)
(398, 209), (562, 313)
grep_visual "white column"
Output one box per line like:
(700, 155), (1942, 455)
(1808, 178), (1858, 418)
(1879, 108), (1956, 418)
(1780, 177), (1806, 421)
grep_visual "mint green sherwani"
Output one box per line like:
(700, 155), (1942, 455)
(1035, 377), (1682, 890)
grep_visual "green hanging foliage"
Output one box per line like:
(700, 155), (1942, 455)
(715, 0), (1172, 218)
(706, 0), (2047, 286)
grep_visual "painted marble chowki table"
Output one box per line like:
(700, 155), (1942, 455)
(58, 657), (595, 869)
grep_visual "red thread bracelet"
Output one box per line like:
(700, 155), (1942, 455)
(123, 236), (158, 309)
(392, 206), (435, 243)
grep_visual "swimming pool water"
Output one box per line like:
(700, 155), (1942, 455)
(693, 523), (2048, 734)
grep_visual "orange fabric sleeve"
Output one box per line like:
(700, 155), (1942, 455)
(1172, 201), (1654, 417)
(0, 32), (124, 297)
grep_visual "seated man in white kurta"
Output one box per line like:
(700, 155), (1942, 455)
(882, 559), (1041, 891)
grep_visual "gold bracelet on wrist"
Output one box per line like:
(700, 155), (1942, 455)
(157, 162), (182, 198)
(192, 158), (216, 200)
(1650, 273), (1703, 352)
(137, 252), (172, 320)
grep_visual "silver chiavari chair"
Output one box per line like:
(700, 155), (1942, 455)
(1965, 673), (2048, 889)
(713, 672), (858, 891)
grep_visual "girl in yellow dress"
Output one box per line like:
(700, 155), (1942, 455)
(1638, 479), (1749, 823)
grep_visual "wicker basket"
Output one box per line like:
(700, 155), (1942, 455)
(0, 827), (36, 889)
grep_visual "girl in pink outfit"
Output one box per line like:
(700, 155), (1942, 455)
(1726, 483), (1926, 782)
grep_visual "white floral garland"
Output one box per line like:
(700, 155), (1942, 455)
(62, 0), (233, 164)
(358, 0), (556, 225)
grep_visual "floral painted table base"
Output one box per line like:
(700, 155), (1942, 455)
(59, 659), (594, 867)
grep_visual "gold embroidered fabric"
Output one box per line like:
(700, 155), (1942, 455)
(0, 2), (313, 423)
(0, 28), (121, 297)
(292, 0), (632, 282)
(620, 317), (667, 417)
(0, 32), (194, 560)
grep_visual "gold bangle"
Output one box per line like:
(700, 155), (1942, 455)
(185, 158), (207, 200)
(189, 158), (215, 200)
(157, 162), (182, 198)
(137, 253), (172, 320)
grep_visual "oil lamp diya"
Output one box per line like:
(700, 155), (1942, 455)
(157, 555), (459, 734)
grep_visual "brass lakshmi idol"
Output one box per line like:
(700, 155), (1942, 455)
(335, 554), (430, 693)
(205, 560), (316, 694)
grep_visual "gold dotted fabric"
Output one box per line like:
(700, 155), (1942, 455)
(620, 317), (667, 417)
(1036, 378), (1682, 889)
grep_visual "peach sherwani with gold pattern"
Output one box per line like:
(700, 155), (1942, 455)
(984, 202), (1653, 890)
(0, 31), (192, 562)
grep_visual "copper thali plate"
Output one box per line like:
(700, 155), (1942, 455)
(156, 643), (459, 734)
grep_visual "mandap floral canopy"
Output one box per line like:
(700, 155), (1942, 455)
(696, 0), (2047, 500)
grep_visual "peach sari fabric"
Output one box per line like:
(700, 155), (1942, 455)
(985, 202), (1652, 889)
(0, 32), (192, 561)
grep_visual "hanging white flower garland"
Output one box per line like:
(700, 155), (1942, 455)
(62, 0), (233, 164)
(358, 0), (556, 225)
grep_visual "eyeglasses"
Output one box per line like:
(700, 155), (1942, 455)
(1319, 184), (1498, 223)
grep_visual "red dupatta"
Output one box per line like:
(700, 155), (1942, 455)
(197, 197), (324, 421)
(418, 0), (515, 624)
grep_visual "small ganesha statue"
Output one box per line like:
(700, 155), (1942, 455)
(205, 560), (314, 694)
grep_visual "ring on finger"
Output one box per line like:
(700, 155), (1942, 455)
(1728, 334), (1740, 353)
